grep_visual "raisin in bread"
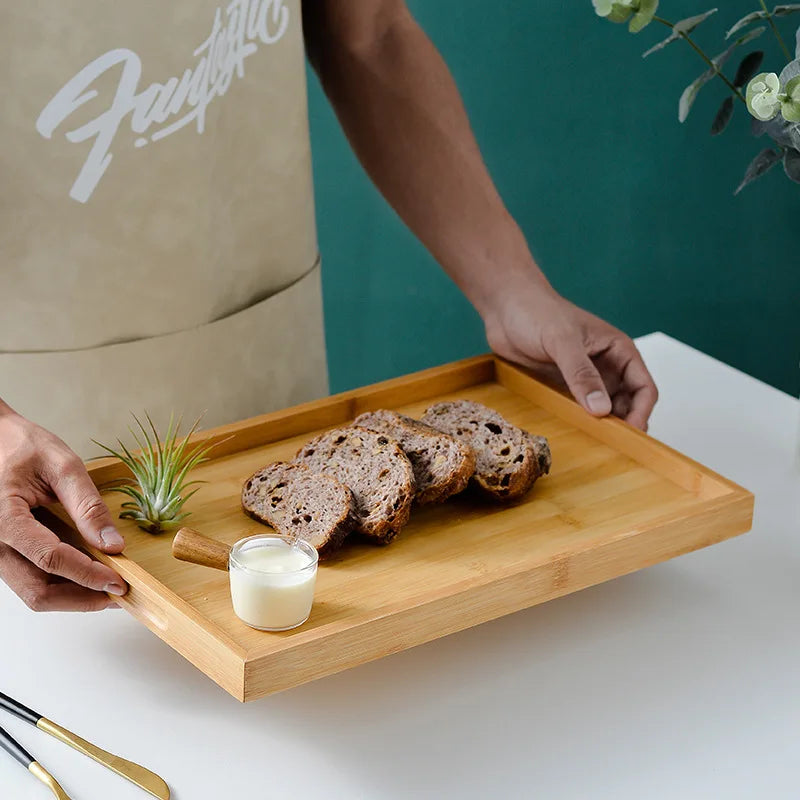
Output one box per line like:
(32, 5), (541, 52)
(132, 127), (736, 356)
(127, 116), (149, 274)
(354, 410), (475, 504)
(242, 462), (355, 559)
(294, 427), (415, 544)
(421, 400), (551, 501)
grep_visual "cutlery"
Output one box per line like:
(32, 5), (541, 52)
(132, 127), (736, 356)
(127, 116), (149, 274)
(0, 690), (170, 799)
(1, 723), (71, 799)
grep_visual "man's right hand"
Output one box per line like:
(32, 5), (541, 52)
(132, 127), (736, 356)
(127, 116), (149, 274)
(0, 402), (127, 612)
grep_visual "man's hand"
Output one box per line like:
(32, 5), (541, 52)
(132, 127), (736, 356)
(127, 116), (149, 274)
(484, 283), (658, 431)
(0, 403), (127, 612)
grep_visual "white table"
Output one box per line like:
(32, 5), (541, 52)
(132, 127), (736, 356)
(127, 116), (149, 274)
(1, 333), (798, 800)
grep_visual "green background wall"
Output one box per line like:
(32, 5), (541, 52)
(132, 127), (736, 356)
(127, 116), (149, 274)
(307, 0), (800, 398)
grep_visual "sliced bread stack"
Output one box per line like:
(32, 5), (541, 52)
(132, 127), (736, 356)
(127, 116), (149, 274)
(294, 427), (415, 545)
(422, 400), (551, 501)
(242, 400), (551, 558)
(354, 410), (475, 504)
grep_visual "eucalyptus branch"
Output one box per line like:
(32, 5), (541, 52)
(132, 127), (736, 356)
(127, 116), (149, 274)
(758, 0), (792, 60)
(654, 16), (747, 103)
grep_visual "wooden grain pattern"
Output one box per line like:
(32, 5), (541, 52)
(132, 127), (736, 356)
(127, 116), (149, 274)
(172, 527), (230, 572)
(49, 356), (754, 702)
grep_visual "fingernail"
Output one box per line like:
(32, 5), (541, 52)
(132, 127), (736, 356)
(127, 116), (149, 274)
(105, 582), (127, 596)
(586, 391), (610, 415)
(99, 527), (124, 549)
(106, 603), (123, 611)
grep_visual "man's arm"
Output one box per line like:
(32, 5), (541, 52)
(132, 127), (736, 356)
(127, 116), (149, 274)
(303, 0), (658, 429)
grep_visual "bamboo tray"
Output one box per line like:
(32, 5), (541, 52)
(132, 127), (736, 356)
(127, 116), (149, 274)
(47, 356), (753, 702)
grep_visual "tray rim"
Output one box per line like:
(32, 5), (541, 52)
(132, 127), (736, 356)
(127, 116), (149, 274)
(49, 354), (754, 701)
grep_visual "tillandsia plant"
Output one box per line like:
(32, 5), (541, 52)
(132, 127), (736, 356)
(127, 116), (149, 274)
(93, 413), (219, 534)
(592, 0), (800, 192)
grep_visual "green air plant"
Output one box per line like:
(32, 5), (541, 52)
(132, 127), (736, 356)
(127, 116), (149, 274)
(93, 413), (218, 534)
(591, 0), (800, 192)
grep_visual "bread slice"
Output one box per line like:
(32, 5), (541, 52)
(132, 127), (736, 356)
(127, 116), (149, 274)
(421, 400), (551, 501)
(242, 462), (355, 559)
(294, 427), (415, 544)
(353, 410), (476, 504)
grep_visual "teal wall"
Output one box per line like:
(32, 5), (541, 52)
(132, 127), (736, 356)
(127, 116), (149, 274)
(308, 0), (800, 397)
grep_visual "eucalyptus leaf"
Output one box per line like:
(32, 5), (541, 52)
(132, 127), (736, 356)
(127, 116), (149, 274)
(679, 71), (716, 122)
(711, 96), (735, 134)
(678, 28), (765, 122)
(784, 147), (800, 181)
(779, 57), (800, 85)
(727, 26), (767, 53)
(796, 23), (800, 57)
(735, 147), (782, 193)
(773, 4), (800, 16)
(675, 8), (719, 33)
(752, 112), (796, 144)
(790, 123), (800, 149)
(734, 51), (765, 87)
(643, 8), (718, 57)
(629, 0), (659, 33)
(726, 11), (767, 39)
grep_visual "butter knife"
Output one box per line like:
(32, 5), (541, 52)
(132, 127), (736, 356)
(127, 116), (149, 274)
(0, 690), (170, 799)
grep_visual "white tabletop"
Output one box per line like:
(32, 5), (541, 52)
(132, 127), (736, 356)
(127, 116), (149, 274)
(1, 333), (798, 800)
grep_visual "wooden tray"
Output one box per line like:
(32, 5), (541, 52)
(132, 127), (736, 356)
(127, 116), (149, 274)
(47, 356), (753, 702)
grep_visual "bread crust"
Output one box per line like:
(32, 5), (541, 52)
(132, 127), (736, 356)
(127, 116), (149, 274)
(417, 450), (475, 504)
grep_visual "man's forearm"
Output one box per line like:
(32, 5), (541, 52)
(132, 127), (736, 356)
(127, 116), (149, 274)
(308, 7), (553, 318)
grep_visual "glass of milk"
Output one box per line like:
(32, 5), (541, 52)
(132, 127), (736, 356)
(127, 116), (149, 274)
(228, 535), (319, 631)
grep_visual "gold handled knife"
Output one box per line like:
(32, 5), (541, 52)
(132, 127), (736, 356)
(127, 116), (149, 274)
(1, 690), (170, 799)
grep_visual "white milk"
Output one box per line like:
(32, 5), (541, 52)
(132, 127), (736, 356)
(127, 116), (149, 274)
(229, 536), (318, 631)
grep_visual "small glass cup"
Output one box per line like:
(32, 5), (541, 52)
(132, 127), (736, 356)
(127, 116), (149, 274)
(228, 534), (318, 631)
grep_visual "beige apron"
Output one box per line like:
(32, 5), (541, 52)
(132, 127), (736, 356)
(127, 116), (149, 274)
(0, 0), (327, 457)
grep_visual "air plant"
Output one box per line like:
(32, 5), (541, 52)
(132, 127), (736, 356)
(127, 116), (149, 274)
(93, 413), (218, 534)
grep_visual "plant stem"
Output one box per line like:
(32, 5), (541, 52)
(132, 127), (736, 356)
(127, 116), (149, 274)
(653, 16), (746, 103)
(759, 0), (792, 60)
(683, 35), (745, 102)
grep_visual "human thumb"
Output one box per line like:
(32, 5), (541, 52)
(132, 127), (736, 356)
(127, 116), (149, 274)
(550, 336), (612, 417)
